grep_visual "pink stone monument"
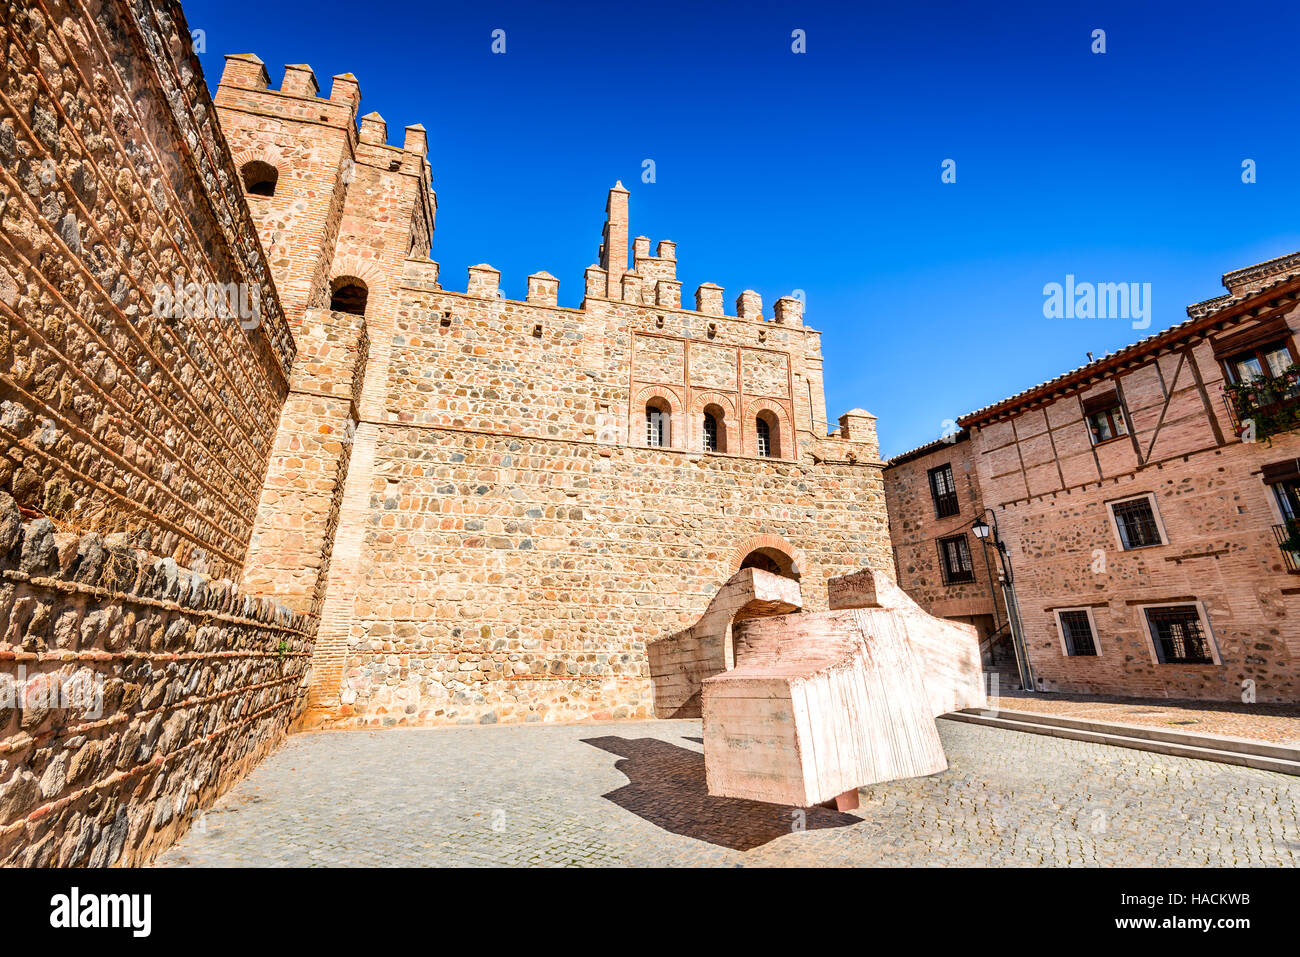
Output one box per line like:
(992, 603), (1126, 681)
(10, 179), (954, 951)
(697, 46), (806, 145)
(648, 567), (986, 809)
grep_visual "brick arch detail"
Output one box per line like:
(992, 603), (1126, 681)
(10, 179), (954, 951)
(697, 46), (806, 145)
(690, 390), (737, 418)
(328, 257), (387, 299)
(743, 398), (794, 459)
(230, 146), (286, 174)
(729, 534), (808, 578)
(690, 390), (737, 452)
(631, 385), (685, 448)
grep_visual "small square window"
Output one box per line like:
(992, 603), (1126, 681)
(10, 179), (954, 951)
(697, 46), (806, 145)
(1056, 609), (1098, 657)
(1109, 495), (1164, 549)
(938, 533), (974, 584)
(1086, 404), (1128, 444)
(1143, 604), (1215, 664)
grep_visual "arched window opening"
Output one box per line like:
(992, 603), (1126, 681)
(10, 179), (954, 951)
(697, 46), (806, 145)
(330, 277), (368, 316)
(703, 411), (719, 453)
(739, 546), (799, 581)
(701, 403), (728, 453)
(646, 400), (670, 448)
(241, 161), (278, 197)
(755, 414), (775, 458)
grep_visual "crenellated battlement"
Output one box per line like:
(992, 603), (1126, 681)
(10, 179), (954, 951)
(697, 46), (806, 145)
(219, 55), (362, 123)
(217, 55), (429, 170)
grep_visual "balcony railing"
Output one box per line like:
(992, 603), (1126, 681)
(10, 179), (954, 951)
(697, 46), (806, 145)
(1273, 522), (1300, 573)
(1223, 367), (1300, 442)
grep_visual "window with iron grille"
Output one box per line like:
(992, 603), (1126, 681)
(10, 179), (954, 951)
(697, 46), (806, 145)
(1057, 610), (1098, 656)
(702, 412), (718, 452)
(928, 464), (959, 518)
(939, 534), (974, 584)
(1144, 605), (1214, 664)
(1110, 496), (1163, 549)
(646, 404), (668, 447)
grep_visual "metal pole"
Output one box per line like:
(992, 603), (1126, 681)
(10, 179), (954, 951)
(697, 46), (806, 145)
(981, 508), (1035, 694)
(998, 561), (1035, 692)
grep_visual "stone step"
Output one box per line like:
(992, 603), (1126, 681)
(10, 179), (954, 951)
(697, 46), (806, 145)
(965, 706), (1300, 760)
(941, 709), (1300, 777)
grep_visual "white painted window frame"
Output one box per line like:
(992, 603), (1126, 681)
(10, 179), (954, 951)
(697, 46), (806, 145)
(1135, 600), (1222, 666)
(1053, 606), (1103, 658)
(1105, 491), (1169, 551)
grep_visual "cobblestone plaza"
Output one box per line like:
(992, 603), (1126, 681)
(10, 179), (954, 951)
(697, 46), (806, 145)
(157, 720), (1300, 867)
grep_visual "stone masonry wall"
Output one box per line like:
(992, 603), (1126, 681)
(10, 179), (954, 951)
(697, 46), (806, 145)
(0, 0), (305, 866)
(313, 424), (889, 727)
(0, 0), (292, 580)
(302, 251), (891, 729)
(239, 306), (367, 622)
(0, 494), (309, 866)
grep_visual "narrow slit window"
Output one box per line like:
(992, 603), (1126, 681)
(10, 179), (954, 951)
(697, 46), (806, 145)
(646, 403), (669, 448)
(755, 416), (771, 458)
(703, 412), (718, 453)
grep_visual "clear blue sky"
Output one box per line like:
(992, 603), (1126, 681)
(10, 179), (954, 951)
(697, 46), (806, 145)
(185, 0), (1300, 458)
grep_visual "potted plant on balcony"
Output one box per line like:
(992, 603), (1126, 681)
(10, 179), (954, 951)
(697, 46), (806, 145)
(1224, 364), (1300, 443)
(1279, 517), (1300, 554)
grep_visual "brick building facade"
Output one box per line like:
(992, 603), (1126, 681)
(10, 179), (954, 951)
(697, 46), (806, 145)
(882, 433), (1018, 685)
(885, 254), (1300, 704)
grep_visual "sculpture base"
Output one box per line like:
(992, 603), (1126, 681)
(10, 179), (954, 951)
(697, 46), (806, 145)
(817, 789), (860, 812)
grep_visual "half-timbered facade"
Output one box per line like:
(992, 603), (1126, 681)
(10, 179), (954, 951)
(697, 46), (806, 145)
(885, 251), (1300, 703)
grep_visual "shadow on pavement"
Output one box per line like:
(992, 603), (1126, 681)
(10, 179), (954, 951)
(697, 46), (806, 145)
(581, 735), (860, 851)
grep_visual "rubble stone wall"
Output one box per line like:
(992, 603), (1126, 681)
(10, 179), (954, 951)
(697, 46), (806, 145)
(0, 494), (309, 866)
(0, 0), (302, 866)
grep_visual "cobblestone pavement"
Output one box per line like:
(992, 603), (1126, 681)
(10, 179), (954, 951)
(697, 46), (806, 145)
(990, 691), (1300, 745)
(155, 720), (1300, 867)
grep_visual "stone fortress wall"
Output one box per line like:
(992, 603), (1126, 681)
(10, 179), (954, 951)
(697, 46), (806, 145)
(0, 0), (308, 866)
(0, 0), (895, 863)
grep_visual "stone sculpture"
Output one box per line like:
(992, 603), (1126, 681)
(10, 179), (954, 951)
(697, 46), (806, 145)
(648, 567), (986, 809)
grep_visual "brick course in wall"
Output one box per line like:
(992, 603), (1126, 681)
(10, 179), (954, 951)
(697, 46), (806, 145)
(0, 0), (306, 866)
(0, 493), (310, 867)
(0, 0), (292, 579)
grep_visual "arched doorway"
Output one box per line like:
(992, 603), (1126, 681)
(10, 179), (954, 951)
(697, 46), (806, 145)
(739, 546), (800, 581)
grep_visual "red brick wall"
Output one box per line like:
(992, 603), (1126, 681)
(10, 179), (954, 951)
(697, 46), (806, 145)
(884, 435), (1005, 628)
(964, 311), (1300, 703)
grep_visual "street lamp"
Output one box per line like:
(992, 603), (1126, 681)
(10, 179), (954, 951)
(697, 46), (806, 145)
(970, 509), (1035, 693)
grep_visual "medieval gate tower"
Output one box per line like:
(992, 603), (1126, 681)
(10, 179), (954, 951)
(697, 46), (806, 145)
(216, 55), (892, 728)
